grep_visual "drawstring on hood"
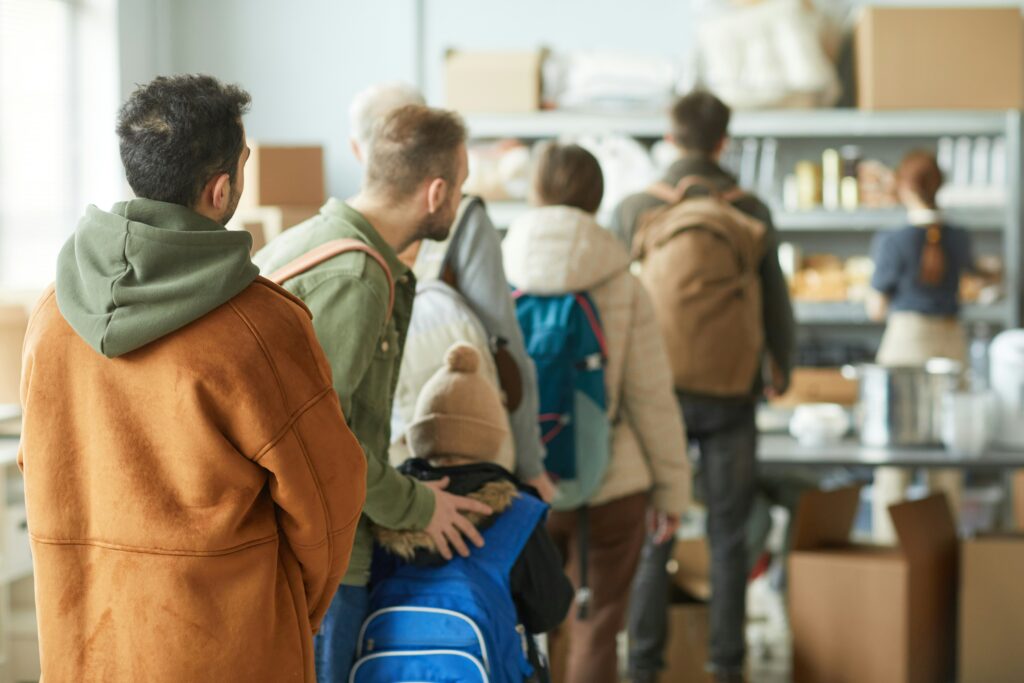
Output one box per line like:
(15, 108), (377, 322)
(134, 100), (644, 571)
(56, 198), (258, 358)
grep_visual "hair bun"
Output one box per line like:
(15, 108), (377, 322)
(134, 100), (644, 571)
(445, 343), (480, 373)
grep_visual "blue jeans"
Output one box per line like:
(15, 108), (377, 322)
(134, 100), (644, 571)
(628, 394), (758, 677)
(315, 584), (369, 683)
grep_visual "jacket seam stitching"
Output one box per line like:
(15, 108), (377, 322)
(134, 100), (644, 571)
(29, 533), (278, 557)
(228, 300), (289, 413)
(289, 421), (334, 573)
(289, 515), (362, 550)
(251, 387), (334, 463)
(301, 273), (389, 339)
(278, 293), (332, 387)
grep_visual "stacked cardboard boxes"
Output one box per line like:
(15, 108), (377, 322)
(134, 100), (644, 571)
(959, 535), (1024, 682)
(789, 488), (958, 683)
(229, 143), (325, 252)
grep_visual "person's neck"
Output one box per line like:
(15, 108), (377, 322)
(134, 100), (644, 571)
(677, 149), (721, 163)
(348, 191), (418, 253)
(190, 202), (224, 226)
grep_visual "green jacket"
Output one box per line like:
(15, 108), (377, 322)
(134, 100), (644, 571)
(253, 198), (431, 586)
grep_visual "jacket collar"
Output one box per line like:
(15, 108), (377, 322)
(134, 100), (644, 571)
(322, 198), (410, 281)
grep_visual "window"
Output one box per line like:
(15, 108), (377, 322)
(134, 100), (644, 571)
(0, 0), (120, 291)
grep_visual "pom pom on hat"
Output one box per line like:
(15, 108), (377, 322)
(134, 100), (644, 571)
(407, 342), (509, 464)
(445, 343), (480, 374)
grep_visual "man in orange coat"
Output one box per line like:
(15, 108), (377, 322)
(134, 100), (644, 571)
(19, 74), (366, 682)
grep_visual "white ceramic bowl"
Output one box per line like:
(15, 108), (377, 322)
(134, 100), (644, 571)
(790, 403), (851, 446)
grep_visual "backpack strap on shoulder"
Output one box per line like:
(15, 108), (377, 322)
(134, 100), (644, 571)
(412, 195), (483, 285)
(268, 238), (396, 321)
(646, 175), (726, 206)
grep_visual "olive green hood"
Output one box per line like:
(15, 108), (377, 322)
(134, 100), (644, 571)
(56, 198), (259, 358)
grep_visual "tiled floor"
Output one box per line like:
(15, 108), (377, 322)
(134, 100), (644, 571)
(746, 576), (793, 683)
(612, 576), (794, 683)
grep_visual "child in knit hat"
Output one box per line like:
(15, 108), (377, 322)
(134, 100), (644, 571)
(361, 343), (573, 683)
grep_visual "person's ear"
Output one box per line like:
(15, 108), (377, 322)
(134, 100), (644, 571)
(350, 138), (364, 164)
(665, 132), (675, 145)
(210, 173), (232, 212)
(426, 177), (448, 214)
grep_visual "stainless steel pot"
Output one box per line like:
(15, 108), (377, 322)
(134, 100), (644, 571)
(842, 359), (962, 447)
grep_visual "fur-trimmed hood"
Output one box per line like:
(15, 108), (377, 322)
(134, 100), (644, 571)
(373, 478), (519, 561)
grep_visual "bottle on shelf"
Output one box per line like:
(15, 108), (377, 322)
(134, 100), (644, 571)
(969, 322), (993, 391)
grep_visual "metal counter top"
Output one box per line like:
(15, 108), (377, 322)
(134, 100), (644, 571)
(759, 434), (1024, 469)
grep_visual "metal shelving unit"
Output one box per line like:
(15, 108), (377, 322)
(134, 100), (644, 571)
(794, 301), (1011, 327)
(467, 109), (1023, 332)
(487, 202), (1006, 234)
(466, 110), (1016, 141)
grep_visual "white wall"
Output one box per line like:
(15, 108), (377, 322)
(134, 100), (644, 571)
(118, 0), (1024, 199)
(162, 0), (419, 199)
(128, 0), (705, 199)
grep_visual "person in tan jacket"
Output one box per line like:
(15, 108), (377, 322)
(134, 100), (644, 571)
(503, 143), (691, 683)
(19, 75), (366, 682)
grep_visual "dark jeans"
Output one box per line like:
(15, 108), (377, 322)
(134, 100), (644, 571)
(314, 584), (370, 683)
(628, 395), (757, 677)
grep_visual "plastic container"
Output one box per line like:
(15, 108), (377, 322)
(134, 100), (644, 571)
(990, 330), (1024, 448)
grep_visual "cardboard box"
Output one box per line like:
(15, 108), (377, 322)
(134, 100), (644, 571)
(789, 488), (958, 683)
(773, 367), (859, 408)
(856, 7), (1024, 110)
(1014, 471), (1024, 531)
(445, 50), (544, 113)
(668, 537), (711, 601)
(960, 535), (1024, 683)
(659, 601), (711, 683)
(239, 144), (325, 209)
(0, 305), (29, 406)
(229, 205), (320, 254)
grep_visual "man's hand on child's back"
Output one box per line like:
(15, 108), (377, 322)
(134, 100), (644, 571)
(423, 477), (493, 560)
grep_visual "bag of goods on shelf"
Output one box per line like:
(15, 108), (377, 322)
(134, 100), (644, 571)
(577, 134), (656, 223)
(542, 51), (679, 111)
(961, 256), (1004, 306)
(843, 257), (874, 303)
(791, 254), (846, 302)
(463, 140), (531, 202)
(697, 0), (841, 110)
(856, 159), (897, 208)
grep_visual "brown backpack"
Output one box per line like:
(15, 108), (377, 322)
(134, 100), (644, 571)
(633, 176), (767, 397)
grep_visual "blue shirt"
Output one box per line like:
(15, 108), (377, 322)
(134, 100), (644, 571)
(871, 223), (974, 317)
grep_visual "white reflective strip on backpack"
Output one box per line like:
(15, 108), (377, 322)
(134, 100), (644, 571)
(348, 649), (490, 683)
(356, 606), (491, 672)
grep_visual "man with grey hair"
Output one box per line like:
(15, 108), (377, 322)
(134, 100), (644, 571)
(255, 105), (491, 682)
(349, 82), (555, 502)
(348, 82), (425, 163)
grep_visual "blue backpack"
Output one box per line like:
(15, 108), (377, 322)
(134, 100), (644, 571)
(351, 494), (549, 683)
(513, 291), (611, 512)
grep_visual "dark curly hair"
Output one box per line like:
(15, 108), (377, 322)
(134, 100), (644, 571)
(670, 90), (731, 156)
(116, 74), (252, 207)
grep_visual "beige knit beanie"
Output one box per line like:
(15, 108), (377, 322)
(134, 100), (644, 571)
(406, 343), (510, 463)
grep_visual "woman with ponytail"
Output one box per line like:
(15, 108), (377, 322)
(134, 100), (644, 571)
(867, 149), (976, 542)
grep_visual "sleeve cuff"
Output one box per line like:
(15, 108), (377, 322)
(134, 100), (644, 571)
(407, 479), (436, 531)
